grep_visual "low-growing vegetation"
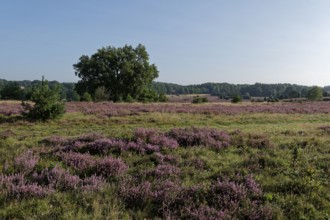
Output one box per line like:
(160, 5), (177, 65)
(0, 101), (329, 219)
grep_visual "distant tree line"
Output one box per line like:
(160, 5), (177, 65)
(0, 79), (79, 101)
(152, 82), (329, 100)
(0, 79), (328, 101)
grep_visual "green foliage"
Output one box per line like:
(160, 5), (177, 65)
(192, 96), (208, 104)
(158, 93), (168, 102)
(22, 77), (65, 121)
(231, 95), (242, 103)
(94, 86), (108, 102)
(124, 94), (135, 103)
(266, 97), (279, 102)
(1, 101), (330, 219)
(73, 44), (159, 102)
(306, 86), (323, 101)
(81, 92), (93, 102)
(137, 87), (162, 102)
(153, 81), (311, 98)
(0, 82), (24, 100)
(71, 91), (81, 101)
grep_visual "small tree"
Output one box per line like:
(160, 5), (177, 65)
(22, 77), (65, 121)
(306, 86), (323, 101)
(231, 95), (242, 103)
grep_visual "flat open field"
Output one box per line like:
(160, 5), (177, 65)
(0, 101), (329, 219)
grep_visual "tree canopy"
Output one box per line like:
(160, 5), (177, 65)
(0, 82), (24, 100)
(73, 44), (159, 102)
(152, 82), (311, 99)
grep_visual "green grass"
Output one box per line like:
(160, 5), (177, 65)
(0, 109), (329, 219)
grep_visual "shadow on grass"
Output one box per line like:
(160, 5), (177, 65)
(0, 115), (34, 124)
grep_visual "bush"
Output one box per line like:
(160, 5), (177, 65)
(125, 94), (135, 103)
(192, 96), (208, 104)
(94, 86), (108, 102)
(231, 95), (242, 103)
(81, 92), (93, 102)
(22, 77), (65, 121)
(158, 93), (168, 102)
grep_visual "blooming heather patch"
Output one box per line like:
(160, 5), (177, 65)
(151, 152), (177, 165)
(147, 164), (180, 179)
(0, 173), (53, 199)
(152, 180), (181, 205)
(185, 157), (207, 170)
(120, 140), (161, 155)
(1, 101), (330, 117)
(119, 180), (153, 209)
(37, 166), (81, 191)
(14, 150), (39, 173)
(168, 127), (231, 150)
(206, 175), (269, 218)
(31, 166), (105, 192)
(133, 128), (159, 141)
(134, 128), (179, 149)
(0, 127), (279, 218)
(246, 134), (273, 149)
(58, 151), (96, 174)
(148, 135), (179, 149)
(1, 167), (105, 198)
(0, 102), (24, 116)
(85, 138), (125, 155)
(96, 156), (128, 178)
(64, 102), (330, 116)
(81, 175), (106, 191)
(210, 178), (248, 211)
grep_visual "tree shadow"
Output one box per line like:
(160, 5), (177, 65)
(0, 115), (33, 124)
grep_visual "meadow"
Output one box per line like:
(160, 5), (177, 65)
(0, 101), (329, 219)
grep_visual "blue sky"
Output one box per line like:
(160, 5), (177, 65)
(1, 0), (330, 86)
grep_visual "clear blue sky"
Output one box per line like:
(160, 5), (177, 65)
(1, 0), (330, 86)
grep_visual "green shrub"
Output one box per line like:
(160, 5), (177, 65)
(158, 93), (168, 102)
(94, 86), (109, 102)
(192, 96), (208, 104)
(231, 95), (242, 103)
(22, 77), (65, 121)
(125, 94), (135, 103)
(81, 92), (93, 102)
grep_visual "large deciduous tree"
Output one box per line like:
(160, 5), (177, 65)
(73, 44), (159, 102)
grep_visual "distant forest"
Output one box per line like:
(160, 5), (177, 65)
(0, 78), (329, 101)
(152, 82), (330, 99)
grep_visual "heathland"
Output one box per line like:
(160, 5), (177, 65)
(0, 100), (329, 219)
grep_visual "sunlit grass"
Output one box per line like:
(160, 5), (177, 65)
(0, 103), (329, 219)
